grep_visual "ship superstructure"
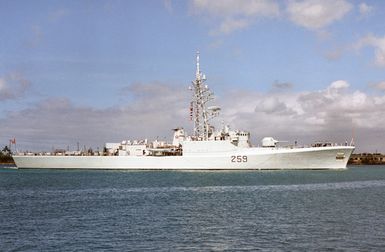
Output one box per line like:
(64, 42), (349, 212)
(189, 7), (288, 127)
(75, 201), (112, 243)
(13, 53), (354, 169)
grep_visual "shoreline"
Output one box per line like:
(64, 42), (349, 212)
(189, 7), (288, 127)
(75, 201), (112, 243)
(348, 153), (385, 165)
(0, 161), (15, 165)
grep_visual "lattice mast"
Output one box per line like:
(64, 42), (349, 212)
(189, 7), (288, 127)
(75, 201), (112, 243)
(190, 52), (217, 140)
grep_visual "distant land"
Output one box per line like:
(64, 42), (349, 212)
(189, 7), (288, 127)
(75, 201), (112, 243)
(0, 146), (14, 165)
(0, 155), (14, 165)
(348, 153), (385, 165)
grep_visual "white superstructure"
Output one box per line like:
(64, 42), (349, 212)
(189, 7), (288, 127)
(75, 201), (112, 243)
(13, 53), (354, 170)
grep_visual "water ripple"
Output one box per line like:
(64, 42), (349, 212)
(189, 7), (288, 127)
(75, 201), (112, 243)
(2, 168), (385, 251)
(2, 179), (385, 198)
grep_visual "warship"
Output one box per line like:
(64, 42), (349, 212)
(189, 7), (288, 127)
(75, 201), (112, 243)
(13, 53), (354, 169)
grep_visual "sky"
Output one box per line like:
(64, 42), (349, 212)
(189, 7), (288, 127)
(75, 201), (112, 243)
(1, 0), (385, 153)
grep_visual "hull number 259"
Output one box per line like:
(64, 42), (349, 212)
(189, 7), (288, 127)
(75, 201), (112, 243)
(231, 155), (248, 163)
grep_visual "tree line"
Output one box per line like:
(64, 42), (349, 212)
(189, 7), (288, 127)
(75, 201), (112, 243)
(0, 146), (14, 164)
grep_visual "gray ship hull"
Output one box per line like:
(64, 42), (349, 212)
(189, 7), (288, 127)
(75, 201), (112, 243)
(13, 146), (354, 170)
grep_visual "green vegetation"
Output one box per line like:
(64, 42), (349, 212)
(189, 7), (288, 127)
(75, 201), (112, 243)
(0, 146), (14, 164)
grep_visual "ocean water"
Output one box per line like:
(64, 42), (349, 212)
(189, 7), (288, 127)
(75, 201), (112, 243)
(1, 166), (385, 251)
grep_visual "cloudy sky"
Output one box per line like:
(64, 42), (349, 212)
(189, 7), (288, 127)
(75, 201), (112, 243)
(1, 0), (385, 152)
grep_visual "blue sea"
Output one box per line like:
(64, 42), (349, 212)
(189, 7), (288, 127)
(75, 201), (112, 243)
(1, 165), (385, 251)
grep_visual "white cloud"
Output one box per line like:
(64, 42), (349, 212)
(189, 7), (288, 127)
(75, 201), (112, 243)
(190, 0), (356, 36)
(329, 80), (349, 89)
(0, 79), (6, 91)
(0, 72), (31, 101)
(370, 81), (385, 91)
(359, 2), (373, 18)
(272, 81), (293, 90)
(192, 0), (279, 17)
(354, 34), (385, 67)
(0, 82), (190, 151)
(255, 96), (294, 114)
(216, 18), (250, 35)
(219, 80), (385, 151)
(2, 80), (385, 153)
(286, 0), (352, 30)
(190, 0), (280, 35)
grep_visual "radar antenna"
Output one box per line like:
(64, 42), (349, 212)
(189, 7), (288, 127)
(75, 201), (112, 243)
(189, 51), (219, 140)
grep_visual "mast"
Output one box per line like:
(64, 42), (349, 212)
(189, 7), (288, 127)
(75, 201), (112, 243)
(190, 51), (217, 140)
